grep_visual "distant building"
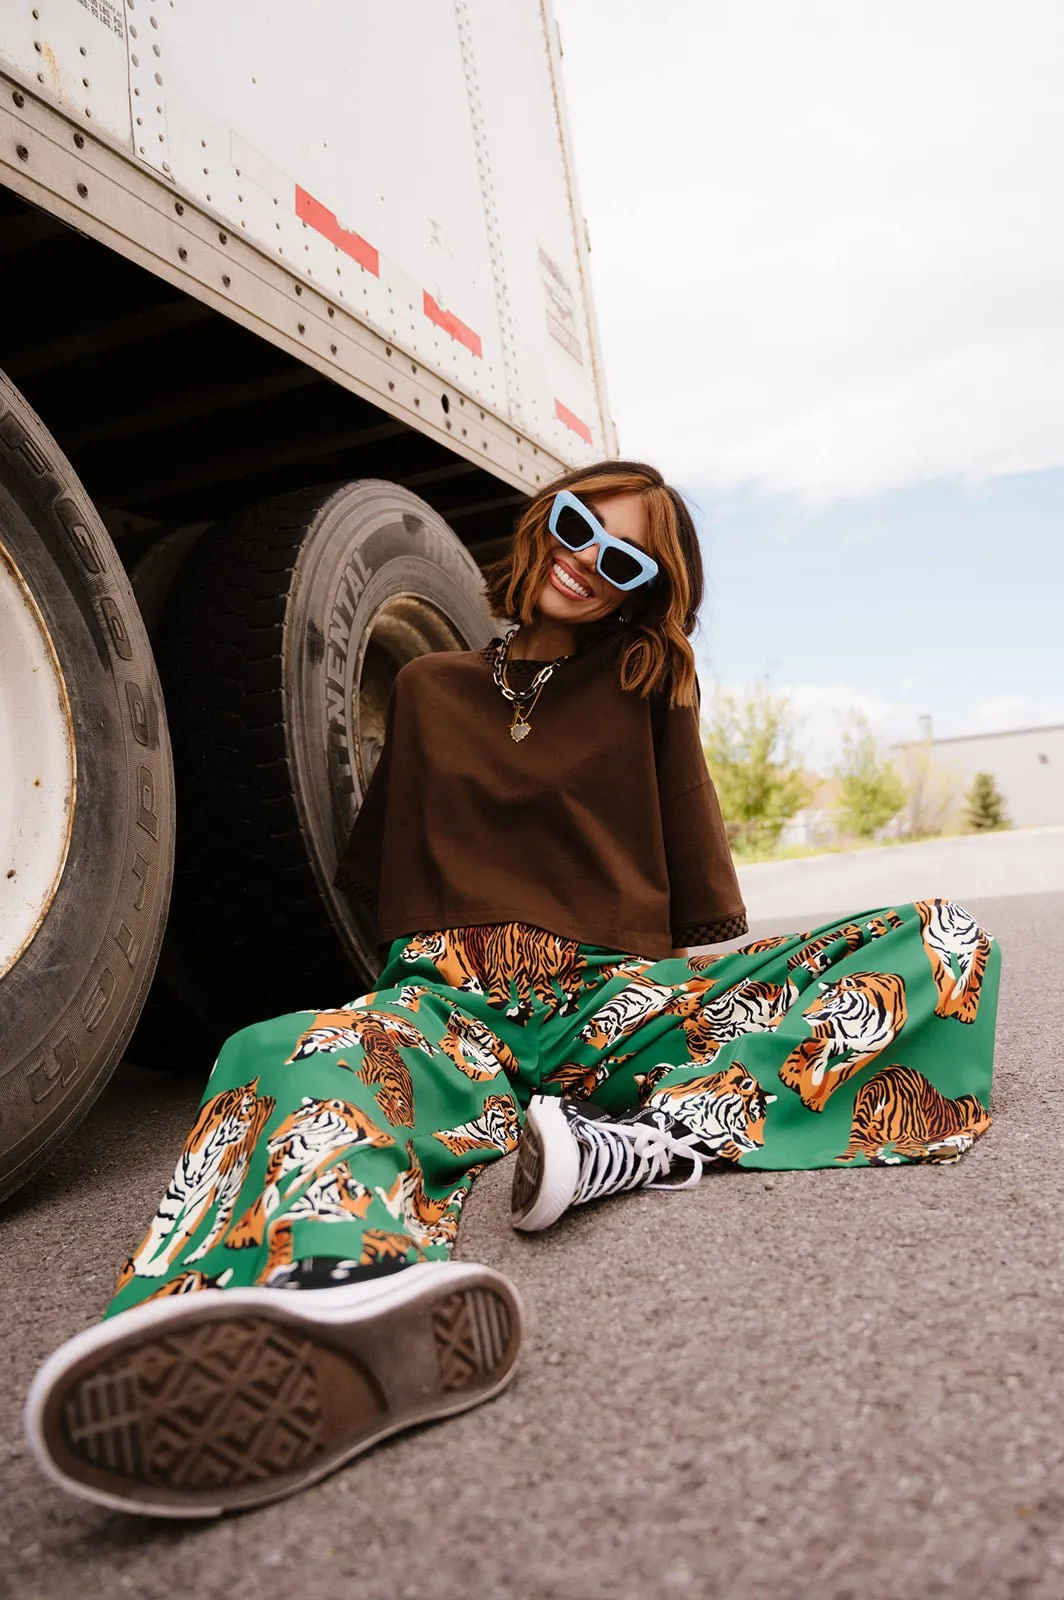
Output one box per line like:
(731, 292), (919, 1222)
(890, 723), (1064, 829)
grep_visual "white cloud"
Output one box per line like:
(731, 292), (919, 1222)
(695, 670), (918, 771)
(555, 0), (1064, 500)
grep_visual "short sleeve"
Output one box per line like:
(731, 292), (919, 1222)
(656, 699), (748, 948)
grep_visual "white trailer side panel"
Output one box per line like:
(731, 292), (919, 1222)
(1, 0), (614, 468)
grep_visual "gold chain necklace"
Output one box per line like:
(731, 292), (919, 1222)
(491, 627), (570, 741)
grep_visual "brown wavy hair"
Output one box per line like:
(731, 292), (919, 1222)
(481, 460), (703, 707)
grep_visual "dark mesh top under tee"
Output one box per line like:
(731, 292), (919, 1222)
(335, 629), (748, 960)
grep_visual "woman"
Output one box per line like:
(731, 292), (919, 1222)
(26, 460), (999, 1518)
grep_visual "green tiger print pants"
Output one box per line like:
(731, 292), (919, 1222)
(106, 899), (999, 1316)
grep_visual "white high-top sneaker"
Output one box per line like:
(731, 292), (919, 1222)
(511, 1095), (706, 1232)
(25, 1261), (521, 1518)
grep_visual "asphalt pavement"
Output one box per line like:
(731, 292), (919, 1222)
(2, 841), (1062, 1599)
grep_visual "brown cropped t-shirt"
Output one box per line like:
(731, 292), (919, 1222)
(334, 629), (748, 960)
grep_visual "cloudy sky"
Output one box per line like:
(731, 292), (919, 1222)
(553, 0), (1064, 765)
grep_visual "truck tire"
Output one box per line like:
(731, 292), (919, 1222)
(157, 480), (494, 1035)
(124, 524), (221, 1073)
(0, 372), (174, 1202)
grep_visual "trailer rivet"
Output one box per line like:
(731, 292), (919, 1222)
(330, 343), (337, 355)
(174, 201), (183, 214)
(294, 284), (302, 295)
(327, 306), (334, 318)
(77, 182), (88, 198)
(441, 395), (451, 414)
(298, 322), (305, 334)
(74, 132), (85, 148)
(218, 230), (227, 244)
(178, 246), (188, 260)
(12, 90), (24, 106)
(222, 274), (231, 287)
(16, 144), (28, 161)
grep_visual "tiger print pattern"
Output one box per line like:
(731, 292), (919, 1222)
(666, 978), (792, 1063)
(289, 1008), (434, 1127)
(373, 1146), (468, 1250)
(865, 910), (904, 939)
(916, 900), (994, 1024)
(648, 1063), (777, 1162)
(122, 1079), (276, 1280)
(736, 934), (800, 956)
(578, 973), (678, 1050)
(778, 972), (908, 1112)
(687, 952), (725, 974)
(359, 1229), (426, 1268)
(433, 1093), (521, 1157)
(439, 1009), (521, 1080)
(227, 1095), (393, 1250)
(401, 924), (587, 1018)
(252, 1163), (375, 1284)
(837, 1064), (991, 1164)
(139, 1268), (234, 1301)
(542, 1060), (611, 1099)
(786, 924), (863, 982)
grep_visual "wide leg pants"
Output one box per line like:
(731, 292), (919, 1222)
(107, 900), (1000, 1317)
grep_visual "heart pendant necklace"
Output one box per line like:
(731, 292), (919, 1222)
(491, 626), (569, 743)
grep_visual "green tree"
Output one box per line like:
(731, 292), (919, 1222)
(832, 710), (906, 841)
(963, 772), (1010, 832)
(701, 680), (812, 856)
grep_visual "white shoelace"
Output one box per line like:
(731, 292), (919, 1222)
(572, 1113), (707, 1206)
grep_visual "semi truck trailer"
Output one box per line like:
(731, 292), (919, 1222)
(0, 0), (614, 1199)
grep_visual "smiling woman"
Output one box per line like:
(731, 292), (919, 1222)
(26, 456), (999, 1521)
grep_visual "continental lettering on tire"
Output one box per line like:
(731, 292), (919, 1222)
(126, 680), (156, 748)
(112, 919), (139, 967)
(82, 966), (115, 1032)
(56, 497), (105, 575)
(100, 596), (133, 660)
(27, 1036), (79, 1103)
(325, 551), (372, 808)
(0, 410), (50, 480)
(130, 850), (151, 911)
(136, 764), (159, 840)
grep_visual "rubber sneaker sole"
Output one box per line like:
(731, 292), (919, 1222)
(510, 1096), (581, 1233)
(25, 1261), (521, 1518)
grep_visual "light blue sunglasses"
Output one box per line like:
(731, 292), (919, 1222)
(547, 490), (659, 592)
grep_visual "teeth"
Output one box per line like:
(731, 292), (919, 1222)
(553, 560), (592, 598)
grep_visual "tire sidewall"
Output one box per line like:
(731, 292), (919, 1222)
(285, 481), (494, 975)
(0, 378), (174, 1198)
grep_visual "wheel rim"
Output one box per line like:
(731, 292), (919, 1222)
(354, 594), (465, 786)
(0, 539), (76, 980)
